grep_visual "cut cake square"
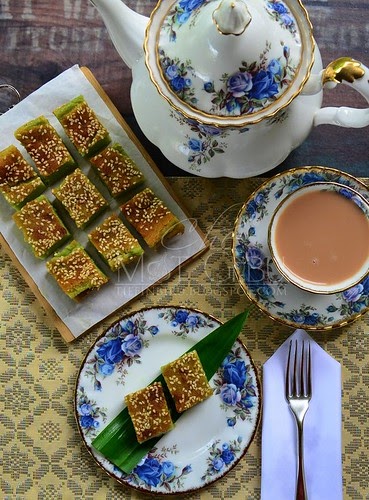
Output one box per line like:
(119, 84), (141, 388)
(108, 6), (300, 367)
(88, 213), (144, 272)
(14, 116), (76, 184)
(0, 144), (37, 185)
(52, 168), (107, 229)
(120, 188), (185, 248)
(1, 178), (46, 210)
(53, 95), (111, 158)
(161, 350), (213, 413)
(12, 195), (71, 259)
(0, 145), (45, 208)
(125, 382), (174, 444)
(89, 143), (145, 197)
(46, 240), (109, 300)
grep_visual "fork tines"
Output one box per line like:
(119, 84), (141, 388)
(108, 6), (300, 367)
(285, 339), (312, 399)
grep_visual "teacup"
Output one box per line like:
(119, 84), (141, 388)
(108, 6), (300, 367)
(268, 182), (369, 294)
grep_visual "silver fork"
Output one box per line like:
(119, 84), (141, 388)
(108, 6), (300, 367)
(285, 339), (312, 500)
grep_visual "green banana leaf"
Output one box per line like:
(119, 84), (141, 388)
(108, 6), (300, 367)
(91, 309), (250, 473)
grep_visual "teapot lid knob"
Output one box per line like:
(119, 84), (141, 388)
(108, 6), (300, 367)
(212, 0), (252, 36)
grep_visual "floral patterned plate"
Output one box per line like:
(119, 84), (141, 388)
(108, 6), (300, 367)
(233, 166), (369, 330)
(75, 307), (261, 494)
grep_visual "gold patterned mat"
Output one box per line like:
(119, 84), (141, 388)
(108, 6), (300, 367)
(1, 177), (368, 499)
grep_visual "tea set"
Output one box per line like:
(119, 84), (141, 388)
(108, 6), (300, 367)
(232, 166), (369, 330)
(90, 0), (369, 327)
(90, 0), (369, 178)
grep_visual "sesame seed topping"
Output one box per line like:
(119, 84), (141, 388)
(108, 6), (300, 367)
(59, 102), (109, 155)
(0, 145), (36, 186)
(90, 144), (144, 196)
(125, 382), (173, 443)
(15, 119), (73, 177)
(161, 351), (213, 413)
(88, 214), (143, 271)
(1, 177), (44, 206)
(13, 196), (69, 258)
(53, 169), (107, 228)
(46, 241), (108, 297)
(120, 188), (183, 248)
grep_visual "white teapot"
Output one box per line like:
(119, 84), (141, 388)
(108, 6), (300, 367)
(90, 0), (369, 178)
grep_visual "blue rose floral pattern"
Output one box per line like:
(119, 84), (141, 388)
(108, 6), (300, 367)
(171, 112), (251, 169)
(76, 307), (260, 494)
(158, 307), (215, 337)
(162, 0), (212, 41)
(160, 51), (197, 104)
(84, 313), (159, 388)
(171, 112), (229, 168)
(76, 387), (107, 438)
(233, 167), (369, 329)
(201, 438), (243, 481)
(266, 0), (298, 38)
(241, 180), (276, 223)
(213, 347), (258, 426)
(160, 44), (296, 117)
(235, 232), (286, 309)
(123, 448), (192, 492)
(161, 0), (298, 43)
(327, 277), (369, 317)
(277, 304), (331, 327)
(159, 0), (300, 117)
(203, 43), (297, 116)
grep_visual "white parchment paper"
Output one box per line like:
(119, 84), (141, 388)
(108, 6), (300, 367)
(0, 65), (207, 339)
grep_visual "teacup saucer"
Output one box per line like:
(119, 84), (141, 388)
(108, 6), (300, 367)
(232, 166), (369, 330)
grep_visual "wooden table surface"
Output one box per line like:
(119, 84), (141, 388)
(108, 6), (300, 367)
(0, 0), (368, 177)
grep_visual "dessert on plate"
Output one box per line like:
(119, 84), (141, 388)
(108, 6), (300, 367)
(120, 187), (185, 248)
(125, 381), (174, 443)
(161, 350), (213, 413)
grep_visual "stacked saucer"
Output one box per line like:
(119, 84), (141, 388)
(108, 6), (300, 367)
(232, 166), (369, 330)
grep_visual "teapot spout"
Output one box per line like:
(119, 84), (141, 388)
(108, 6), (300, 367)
(90, 0), (148, 69)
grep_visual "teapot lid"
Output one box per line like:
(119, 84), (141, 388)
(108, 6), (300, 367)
(145, 0), (314, 126)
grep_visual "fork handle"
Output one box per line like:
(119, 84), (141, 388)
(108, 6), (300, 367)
(296, 422), (307, 500)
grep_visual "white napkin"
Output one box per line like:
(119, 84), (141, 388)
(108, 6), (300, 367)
(261, 329), (342, 500)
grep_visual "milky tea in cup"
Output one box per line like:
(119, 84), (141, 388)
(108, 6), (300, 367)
(268, 182), (369, 294)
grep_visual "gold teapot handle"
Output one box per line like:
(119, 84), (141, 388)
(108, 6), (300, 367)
(314, 57), (369, 128)
(322, 57), (365, 85)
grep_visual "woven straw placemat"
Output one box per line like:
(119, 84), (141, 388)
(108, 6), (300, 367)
(1, 177), (368, 499)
